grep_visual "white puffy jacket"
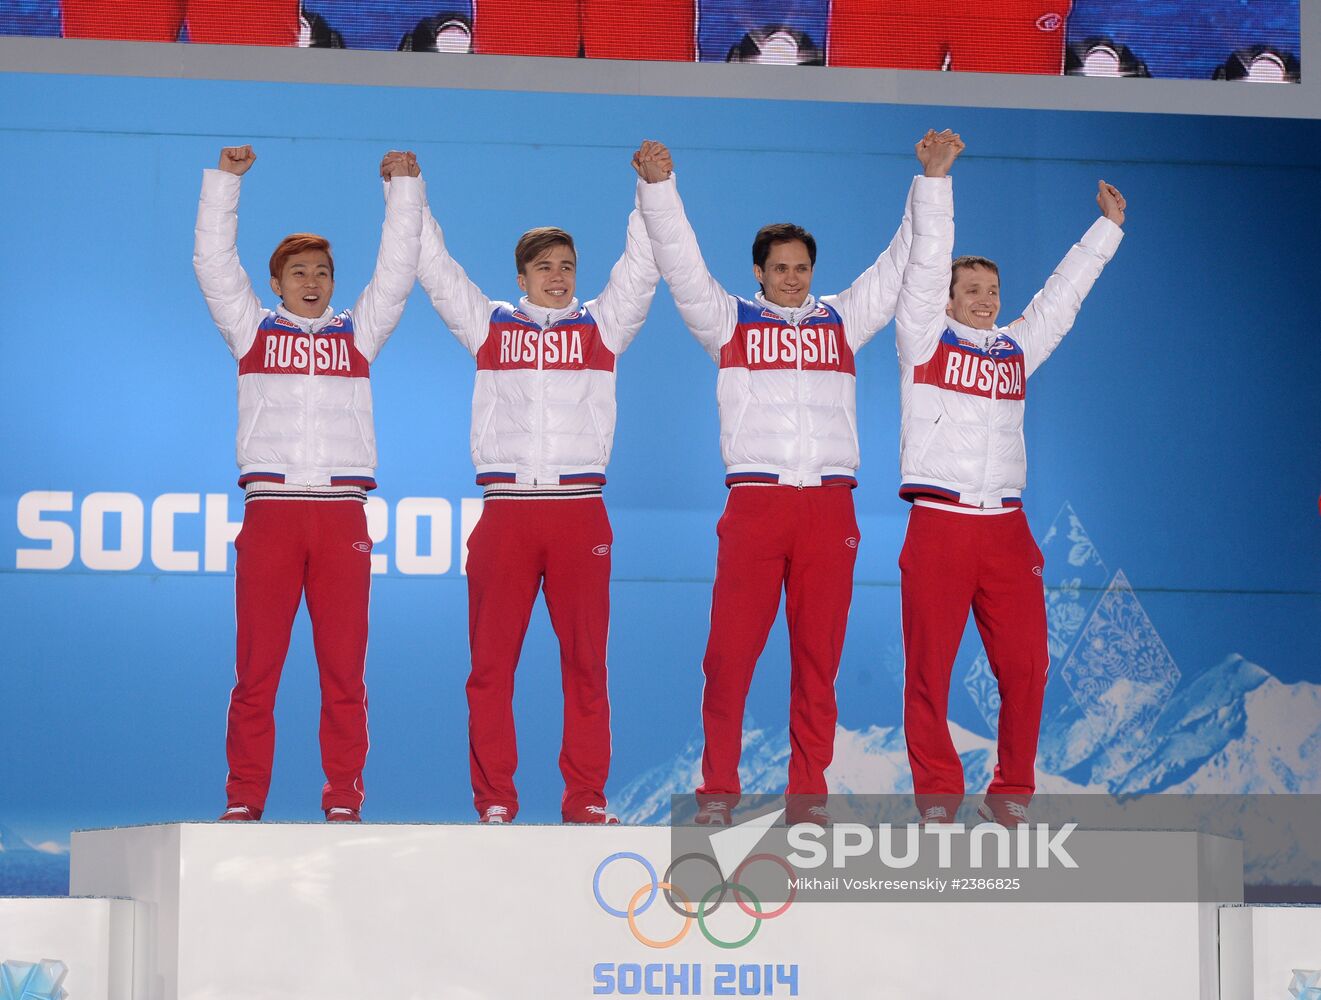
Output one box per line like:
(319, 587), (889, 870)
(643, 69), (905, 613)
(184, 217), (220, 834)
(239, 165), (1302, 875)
(194, 170), (424, 489)
(637, 173), (952, 487)
(896, 215), (1123, 508)
(416, 201), (658, 486)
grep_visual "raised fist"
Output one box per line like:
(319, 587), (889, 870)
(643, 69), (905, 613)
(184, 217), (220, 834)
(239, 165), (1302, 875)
(381, 150), (420, 180)
(915, 129), (965, 178)
(632, 140), (673, 184)
(219, 145), (256, 176)
(1097, 180), (1126, 226)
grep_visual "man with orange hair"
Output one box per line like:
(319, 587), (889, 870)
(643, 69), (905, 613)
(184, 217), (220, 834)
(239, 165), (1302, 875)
(193, 144), (424, 822)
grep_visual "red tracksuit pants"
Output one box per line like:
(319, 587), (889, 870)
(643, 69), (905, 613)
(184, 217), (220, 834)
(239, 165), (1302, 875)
(62, 1), (298, 44)
(465, 498), (613, 820)
(698, 486), (860, 801)
(472, 0), (695, 60)
(828, 0), (1073, 74)
(900, 505), (1049, 806)
(225, 499), (372, 814)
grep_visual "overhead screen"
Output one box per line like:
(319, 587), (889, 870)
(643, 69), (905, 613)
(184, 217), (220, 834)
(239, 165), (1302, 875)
(1, 1), (1302, 83)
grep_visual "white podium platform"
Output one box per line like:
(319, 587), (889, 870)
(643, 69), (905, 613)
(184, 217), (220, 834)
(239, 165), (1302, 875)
(1219, 904), (1321, 999)
(0, 896), (141, 1000)
(66, 823), (1240, 1000)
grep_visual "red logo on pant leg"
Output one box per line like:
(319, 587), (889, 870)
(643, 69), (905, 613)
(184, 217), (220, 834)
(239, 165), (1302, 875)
(1036, 13), (1063, 31)
(845, 537), (859, 549)
(1032, 565), (1043, 576)
(592, 544), (610, 556)
(353, 541), (372, 553)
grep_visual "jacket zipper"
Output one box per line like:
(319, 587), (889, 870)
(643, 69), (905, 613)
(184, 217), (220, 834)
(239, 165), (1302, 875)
(794, 319), (805, 489)
(533, 322), (546, 486)
(978, 339), (998, 507)
(303, 319), (316, 484)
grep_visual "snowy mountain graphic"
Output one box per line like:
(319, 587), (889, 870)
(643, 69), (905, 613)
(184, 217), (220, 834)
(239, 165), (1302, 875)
(613, 718), (1096, 825)
(0, 823), (40, 854)
(615, 503), (1321, 837)
(965, 502), (1112, 733)
(615, 654), (1321, 817)
(0, 824), (68, 894)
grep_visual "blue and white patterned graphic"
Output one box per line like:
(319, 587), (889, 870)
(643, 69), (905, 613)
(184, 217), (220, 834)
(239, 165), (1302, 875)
(0, 961), (67, 1000)
(963, 501), (1109, 732)
(1059, 568), (1181, 781)
(1290, 970), (1321, 1000)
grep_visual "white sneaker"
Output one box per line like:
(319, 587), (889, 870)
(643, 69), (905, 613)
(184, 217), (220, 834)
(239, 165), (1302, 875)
(695, 801), (731, 826)
(565, 804), (619, 825)
(919, 805), (950, 826)
(977, 798), (1030, 827)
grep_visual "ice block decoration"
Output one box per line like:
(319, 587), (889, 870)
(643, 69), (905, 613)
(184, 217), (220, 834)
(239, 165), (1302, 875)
(1289, 969), (1321, 1000)
(0, 960), (67, 1000)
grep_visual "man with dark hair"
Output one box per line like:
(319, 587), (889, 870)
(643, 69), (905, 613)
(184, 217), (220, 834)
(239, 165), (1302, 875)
(415, 157), (659, 825)
(752, 224), (817, 271)
(949, 255), (998, 285)
(194, 144), (424, 823)
(514, 227), (577, 273)
(895, 180), (1126, 825)
(633, 133), (962, 825)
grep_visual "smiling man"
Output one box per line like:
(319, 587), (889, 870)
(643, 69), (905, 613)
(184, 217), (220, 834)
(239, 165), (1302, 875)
(633, 133), (962, 826)
(414, 155), (659, 826)
(895, 180), (1126, 826)
(193, 144), (424, 823)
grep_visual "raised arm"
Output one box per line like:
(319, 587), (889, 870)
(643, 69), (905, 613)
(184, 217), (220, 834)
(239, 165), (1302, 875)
(1013, 180), (1126, 377)
(413, 163), (495, 358)
(892, 130), (962, 366)
(591, 196), (661, 356)
(633, 141), (737, 361)
(193, 145), (265, 360)
(351, 150), (426, 363)
(828, 182), (913, 354)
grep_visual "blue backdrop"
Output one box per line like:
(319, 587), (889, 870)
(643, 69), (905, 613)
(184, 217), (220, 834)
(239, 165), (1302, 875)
(1, 71), (1319, 891)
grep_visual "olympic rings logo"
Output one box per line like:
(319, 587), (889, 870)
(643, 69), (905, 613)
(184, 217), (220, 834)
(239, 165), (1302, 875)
(592, 851), (797, 950)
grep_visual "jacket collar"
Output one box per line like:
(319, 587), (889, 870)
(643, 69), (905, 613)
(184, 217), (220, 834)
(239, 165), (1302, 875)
(945, 315), (1003, 348)
(754, 291), (819, 326)
(518, 295), (582, 329)
(275, 304), (336, 333)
